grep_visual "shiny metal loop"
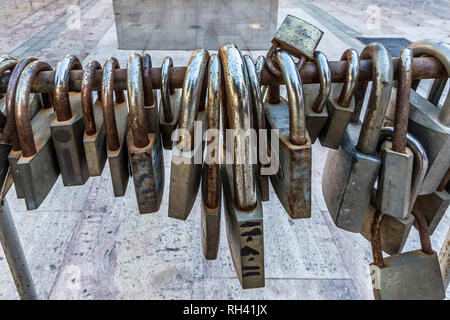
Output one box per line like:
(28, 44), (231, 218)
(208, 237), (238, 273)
(127, 53), (149, 148)
(408, 39), (450, 126)
(311, 51), (331, 113)
(81, 60), (102, 136)
(244, 55), (265, 131)
(54, 54), (82, 121)
(356, 43), (393, 155)
(274, 50), (307, 145)
(255, 56), (266, 82)
(338, 49), (360, 107)
(15, 61), (53, 157)
(161, 56), (174, 123)
(142, 53), (154, 106)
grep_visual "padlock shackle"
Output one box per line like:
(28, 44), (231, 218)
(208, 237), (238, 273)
(142, 54), (155, 106)
(338, 49), (360, 108)
(392, 48), (413, 154)
(412, 210), (434, 255)
(274, 50), (308, 146)
(408, 39), (450, 127)
(81, 60), (102, 136)
(160, 56), (174, 123)
(54, 55), (82, 122)
(357, 43), (393, 155)
(311, 51), (332, 113)
(127, 54), (150, 148)
(370, 209), (385, 268)
(15, 61), (53, 158)
(244, 55), (266, 132)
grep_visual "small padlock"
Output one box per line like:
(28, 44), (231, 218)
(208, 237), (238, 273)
(220, 44), (264, 289)
(50, 54), (89, 186)
(159, 56), (181, 150)
(322, 43), (393, 232)
(265, 49), (312, 219)
(81, 60), (107, 177)
(168, 49), (209, 220)
(201, 54), (222, 260)
(126, 53), (164, 214)
(15, 61), (60, 210)
(319, 49), (360, 149)
(369, 209), (445, 300)
(303, 51), (331, 143)
(142, 54), (159, 135)
(101, 57), (129, 197)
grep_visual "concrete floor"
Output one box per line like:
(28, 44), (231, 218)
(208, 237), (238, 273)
(0, 0), (448, 299)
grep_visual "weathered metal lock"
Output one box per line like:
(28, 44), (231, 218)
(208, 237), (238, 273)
(101, 57), (129, 197)
(220, 43), (264, 289)
(0, 55), (17, 128)
(126, 53), (164, 214)
(159, 57), (181, 150)
(319, 49), (360, 149)
(142, 54), (159, 136)
(81, 60), (107, 177)
(168, 49), (209, 220)
(303, 51), (331, 143)
(369, 209), (445, 300)
(201, 54), (222, 260)
(266, 49), (312, 219)
(322, 43), (393, 232)
(15, 61), (60, 210)
(51, 55), (89, 186)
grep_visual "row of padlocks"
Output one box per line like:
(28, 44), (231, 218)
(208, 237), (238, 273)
(0, 15), (448, 299)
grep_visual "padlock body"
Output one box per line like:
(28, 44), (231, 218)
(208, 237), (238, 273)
(303, 83), (328, 143)
(412, 187), (450, 235)
(370, 250), (445, 300)
(84, 99), (107, 176)
(159, 89), (181, 150)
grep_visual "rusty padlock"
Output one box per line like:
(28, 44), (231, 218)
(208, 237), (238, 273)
(220, 43), (264, 289)
(126, 53), (164, 214)
(101, 57), (129, 197)
(159, 56), (181, 150)
(50, 55), (89, 186)
(319, 49), (360, 149)
(0, 55), (17, 128)
(81, 60), (107, 177)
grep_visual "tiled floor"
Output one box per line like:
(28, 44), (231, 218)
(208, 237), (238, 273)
(0, 0), (448, 299)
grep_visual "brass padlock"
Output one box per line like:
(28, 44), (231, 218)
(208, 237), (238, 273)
(201, 54), (222, 260)
(81, 60), (107, 177)
(126, 53), (164, 214)
(159, 57), (181, 150)
(15, 61), (60, 210)
(319, 49), (360, 149)
(220, 43), (264, 289)
(50, 55), (89, 186)
(142, 54), (159, 135)
(168, 49), (209, 220)
(101, 57), (129, 197)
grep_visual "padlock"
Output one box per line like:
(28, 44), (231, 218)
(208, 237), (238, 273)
(322, 43), (393, 232)
(243, 54), (269, 202)
(142, 54), (159, 135)
(101, 57), (129, 197)
(220, 43), (264, 289)
(303, 51), (331, 143)
(369, 209), (445, 300)
(159, 56), (181, 150)
(319, 49), (360, 149)
(201, 54), (222, 260)
(15, 61), (60, 210)
(360, 127), (428, 255)
(376, 48), (414, 219)
(81, 60), (107, 177)
(50, 54), (89, 186)
(168, 49), (209, 220)
(265, 49), (312, 219)
(126, 53), (164, 214)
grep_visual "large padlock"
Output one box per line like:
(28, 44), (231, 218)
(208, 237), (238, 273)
(369, 209), (445, 300)
(168, 49), (209, 220)
(322, 43), (393, 232)
(303, 51), (331, 143)
(50, 54), (89, 186)
(201, 54), (222, 260)
(101, 57), (129, 197)
(265, 49), (312, 219)
(15, 61), (60, 210)
(360, 127), (428, 255)
(81, 60), (107, 177)
(142, 54), (159, 135)
(159, 56), (181, 150)
(319, 49), (360, 149)
(126, 53), (164, 214)
(220, 43), (264, 289)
